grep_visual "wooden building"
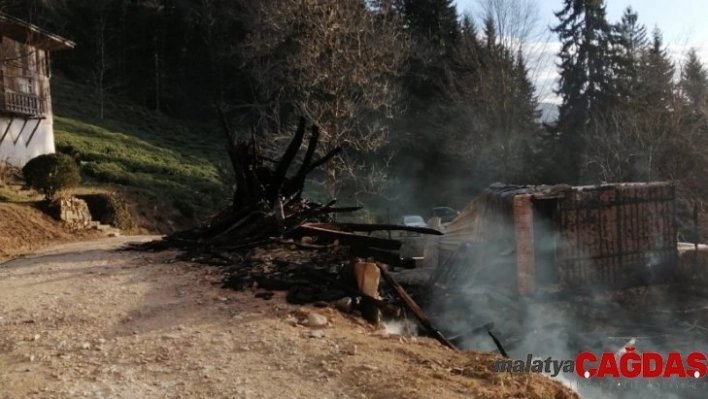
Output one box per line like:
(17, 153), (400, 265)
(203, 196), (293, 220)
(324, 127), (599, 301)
(0, 12), (74, 167)
(429, 182), (678, 296)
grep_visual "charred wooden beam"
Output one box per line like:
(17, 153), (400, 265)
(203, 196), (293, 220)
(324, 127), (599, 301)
(284, 124), (320, 201)
(293, 225), (402, 251)
(375, 263), (458, 351)
(288, 207), (363, 223)
(488, 331), (509, 358)
(303, 147), (342, 175)
(447, 322), (495, 346)
(309, 222), (443, 236)
(267, 117), (306, 205)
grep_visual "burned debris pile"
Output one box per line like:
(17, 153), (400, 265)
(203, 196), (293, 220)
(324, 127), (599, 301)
(127, 116), (455, 347)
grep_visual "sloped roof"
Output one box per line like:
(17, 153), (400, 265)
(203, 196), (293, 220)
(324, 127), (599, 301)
(0, 12), (75, 52)
(437, 182), (673, 253)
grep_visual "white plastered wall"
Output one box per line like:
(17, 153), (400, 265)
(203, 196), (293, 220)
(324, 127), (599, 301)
(0, 116), (54, 167)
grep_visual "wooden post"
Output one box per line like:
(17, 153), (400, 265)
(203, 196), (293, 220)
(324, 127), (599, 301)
(513, 195), (535, 296)
(694, 202), (700, 271)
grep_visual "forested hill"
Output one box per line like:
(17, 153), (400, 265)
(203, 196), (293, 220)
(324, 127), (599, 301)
(4, 0), (708, 229)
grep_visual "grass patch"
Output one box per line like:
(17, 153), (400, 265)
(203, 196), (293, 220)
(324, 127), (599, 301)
(51, 77), (231, 220)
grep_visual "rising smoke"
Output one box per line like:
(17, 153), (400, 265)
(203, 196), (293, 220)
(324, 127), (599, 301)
(417, 196), (708, 399)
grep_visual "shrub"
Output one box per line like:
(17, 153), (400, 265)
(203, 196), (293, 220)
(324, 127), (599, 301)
(0, 159), (21, 186)
(22, 153), (82, 198)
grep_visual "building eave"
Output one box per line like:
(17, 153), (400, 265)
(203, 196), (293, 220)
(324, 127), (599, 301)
(0, 12), (75, 52)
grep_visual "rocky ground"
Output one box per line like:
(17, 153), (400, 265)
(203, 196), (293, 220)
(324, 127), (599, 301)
(0, 236), (579, 399)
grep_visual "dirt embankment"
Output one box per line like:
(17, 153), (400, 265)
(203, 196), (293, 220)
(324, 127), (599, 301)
(0, 203), (100, 261)
(0, 238), (579, 399)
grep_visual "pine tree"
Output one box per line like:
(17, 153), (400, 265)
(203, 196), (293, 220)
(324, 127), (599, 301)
(613, 7), (648, 103)
(637, 27), (675, 109)
(398, 0), (460, 52)
(681, 48), (708, 111)
(550, 0), (616, 183)
(483, 15), (497, 51)
(396, 0), (461, 100)
(514, 50), (540, 126)
(386, 0), (463, 205)
(552, 0), (616, 123)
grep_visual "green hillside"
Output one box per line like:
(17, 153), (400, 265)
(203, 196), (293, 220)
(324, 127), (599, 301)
(51, 77), (231, 220)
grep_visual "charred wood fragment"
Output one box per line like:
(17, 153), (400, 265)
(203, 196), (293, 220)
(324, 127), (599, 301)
(126, 114), (445, 328)
(376, 263), (458, 351)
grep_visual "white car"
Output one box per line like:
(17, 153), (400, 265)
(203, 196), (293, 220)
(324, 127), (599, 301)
(401, 215), (427, 228)
(399, 215), (427, 238)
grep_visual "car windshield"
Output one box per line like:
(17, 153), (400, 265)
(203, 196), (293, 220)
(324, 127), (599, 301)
(404, 216), (425, 224)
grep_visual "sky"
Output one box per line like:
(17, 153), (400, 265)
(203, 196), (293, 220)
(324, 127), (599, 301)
(455, 0), (708, 104)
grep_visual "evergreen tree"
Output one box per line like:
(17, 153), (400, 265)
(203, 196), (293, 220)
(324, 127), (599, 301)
(398, 0), (460, 52)
(681, 48), (708, 111)
(396, 0), (461, 101)
(550, 0), (616, 183)
(389, 0), (462, 203)
(552, 0), (616, 122)
(637, 27), (675, 109)
(483, 15), (497, 51)
(613, 7), (648, 103)
(513, 50), (540, 127)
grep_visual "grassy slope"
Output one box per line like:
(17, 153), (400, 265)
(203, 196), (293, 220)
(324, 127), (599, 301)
(51, 77), (231, 220)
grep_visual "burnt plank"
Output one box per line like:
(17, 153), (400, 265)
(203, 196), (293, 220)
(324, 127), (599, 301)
(376, 263), (458, 351)
(293, 225), (402, 251)
(306, 222), (443, 236)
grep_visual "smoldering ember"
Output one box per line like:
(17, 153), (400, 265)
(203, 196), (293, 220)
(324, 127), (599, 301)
(123, 116), (708, 399)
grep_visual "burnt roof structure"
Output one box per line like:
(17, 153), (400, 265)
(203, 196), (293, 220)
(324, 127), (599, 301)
(430, 182), (677, 296)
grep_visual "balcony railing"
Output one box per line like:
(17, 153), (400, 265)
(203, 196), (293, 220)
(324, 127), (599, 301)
(0, 91), (45, 117)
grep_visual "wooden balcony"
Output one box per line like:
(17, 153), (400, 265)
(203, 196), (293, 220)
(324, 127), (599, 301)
(0, 90), (45, 117)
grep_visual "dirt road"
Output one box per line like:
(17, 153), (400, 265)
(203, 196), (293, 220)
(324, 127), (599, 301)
(0, 236), (577, 399)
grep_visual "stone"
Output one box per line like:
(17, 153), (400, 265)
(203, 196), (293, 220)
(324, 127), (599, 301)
(51, 197), (93, 229)
(334, 297), (353, 313)
(309, 330), (325, 339)
(307, 313), (328, 328)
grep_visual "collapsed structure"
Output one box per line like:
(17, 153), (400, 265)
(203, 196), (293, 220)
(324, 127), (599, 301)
(427, 182), (678, 296)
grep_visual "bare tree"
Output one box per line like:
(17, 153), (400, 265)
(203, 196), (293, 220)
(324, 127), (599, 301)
(478, 0), (543, 53)
(471, 0), (555, 107)
(92, 6), (114, 120)
(583, 105), (674, 182)
(240, 0), (410, 199)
